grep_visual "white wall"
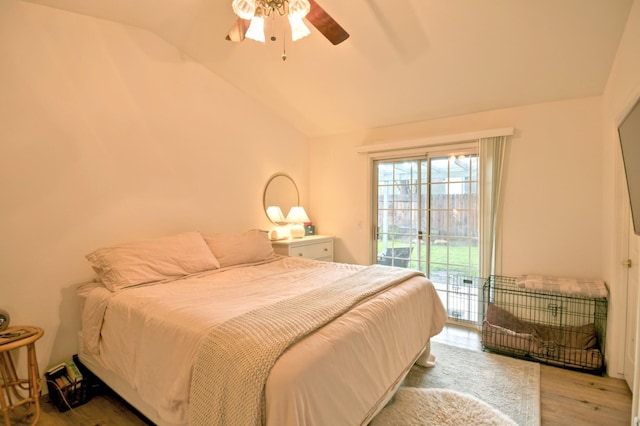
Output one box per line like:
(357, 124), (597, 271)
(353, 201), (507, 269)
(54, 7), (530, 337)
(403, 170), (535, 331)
(0, 1), (309, 374)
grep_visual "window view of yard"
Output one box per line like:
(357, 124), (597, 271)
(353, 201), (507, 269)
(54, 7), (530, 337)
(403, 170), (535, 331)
(375, 154), (480, 323)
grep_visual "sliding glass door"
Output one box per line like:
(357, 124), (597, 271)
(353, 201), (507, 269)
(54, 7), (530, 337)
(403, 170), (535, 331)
(374, 149), (480, 323)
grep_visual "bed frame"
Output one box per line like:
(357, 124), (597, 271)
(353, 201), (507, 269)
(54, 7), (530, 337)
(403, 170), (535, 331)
(77, 332), (167, 425)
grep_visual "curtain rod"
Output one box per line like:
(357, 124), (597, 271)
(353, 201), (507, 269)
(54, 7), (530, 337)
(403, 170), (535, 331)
(355, 127), (515, 154)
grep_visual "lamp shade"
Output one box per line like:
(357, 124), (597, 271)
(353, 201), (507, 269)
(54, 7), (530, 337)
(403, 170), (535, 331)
(266, 206), (286, 224)
(286, 206), (310, 224)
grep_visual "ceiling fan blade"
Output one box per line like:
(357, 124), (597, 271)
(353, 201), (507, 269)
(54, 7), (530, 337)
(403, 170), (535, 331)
(225, 18), (251, 42)
(306, 0), (349, 45)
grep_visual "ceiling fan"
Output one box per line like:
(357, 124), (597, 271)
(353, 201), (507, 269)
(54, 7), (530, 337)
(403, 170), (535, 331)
(226, 0), (349, 46)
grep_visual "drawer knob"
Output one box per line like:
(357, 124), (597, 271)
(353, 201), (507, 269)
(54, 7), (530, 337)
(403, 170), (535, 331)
(298, 253), (303, 257)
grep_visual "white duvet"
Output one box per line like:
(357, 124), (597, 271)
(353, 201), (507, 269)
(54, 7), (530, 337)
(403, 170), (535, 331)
(79, 257), (446, 425)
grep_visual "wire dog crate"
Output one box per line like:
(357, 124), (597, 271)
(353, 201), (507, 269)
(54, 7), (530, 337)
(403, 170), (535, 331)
(482, 275), (608, 374)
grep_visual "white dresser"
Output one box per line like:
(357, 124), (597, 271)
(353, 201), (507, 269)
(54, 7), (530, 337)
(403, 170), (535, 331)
(271, 235), (334, 262)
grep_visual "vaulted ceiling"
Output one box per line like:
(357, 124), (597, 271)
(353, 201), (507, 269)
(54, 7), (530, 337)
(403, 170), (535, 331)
(27, 0), (634, 138)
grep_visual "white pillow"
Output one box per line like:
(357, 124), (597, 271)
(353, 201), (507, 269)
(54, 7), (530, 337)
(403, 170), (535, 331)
(204, 229), (275, 268)
(86, 231), (220, 291)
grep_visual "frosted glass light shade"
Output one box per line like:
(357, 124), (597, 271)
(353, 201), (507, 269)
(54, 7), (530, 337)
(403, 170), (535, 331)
(288, 0), (310, 19)
(232, 0), (256, 20)
(246, 16), (265, 42)
(288, 16), (311, 41)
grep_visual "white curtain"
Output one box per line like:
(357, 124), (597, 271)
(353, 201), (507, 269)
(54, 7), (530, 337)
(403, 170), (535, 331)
(478, 136), (507, 280)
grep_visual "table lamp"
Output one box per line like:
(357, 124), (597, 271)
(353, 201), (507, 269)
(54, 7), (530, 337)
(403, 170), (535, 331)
(286, 206), (310, 238)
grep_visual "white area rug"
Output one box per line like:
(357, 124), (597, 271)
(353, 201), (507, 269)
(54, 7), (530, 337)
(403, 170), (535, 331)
(370, 388), (517, 426)
(400, 341), (540, 426)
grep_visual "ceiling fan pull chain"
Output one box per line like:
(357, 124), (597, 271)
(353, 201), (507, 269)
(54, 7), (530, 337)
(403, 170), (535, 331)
(270, 13), (277, 41)
(282, 26), (287, 61)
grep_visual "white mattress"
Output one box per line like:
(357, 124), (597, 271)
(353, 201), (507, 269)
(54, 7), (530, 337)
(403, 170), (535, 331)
(78, 257), (446, 425)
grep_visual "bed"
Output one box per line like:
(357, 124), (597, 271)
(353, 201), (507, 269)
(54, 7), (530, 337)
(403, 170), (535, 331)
(76, 230), (447, 425)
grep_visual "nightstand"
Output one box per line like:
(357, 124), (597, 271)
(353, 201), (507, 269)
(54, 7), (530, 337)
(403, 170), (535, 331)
(272, 235), (334, 262)
(0, 326), (44, 426)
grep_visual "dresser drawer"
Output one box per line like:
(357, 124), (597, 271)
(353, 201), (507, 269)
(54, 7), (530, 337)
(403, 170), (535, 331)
(291, 241), (333, 260)
(271, 236), (334, 262)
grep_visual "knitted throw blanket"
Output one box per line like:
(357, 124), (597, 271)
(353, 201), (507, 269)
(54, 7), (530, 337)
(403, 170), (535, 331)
(515, 274), (608, 299)
(189, 265), (423, 426)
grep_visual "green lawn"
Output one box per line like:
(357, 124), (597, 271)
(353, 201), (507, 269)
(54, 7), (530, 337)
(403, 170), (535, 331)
(378, 242), (479, 276)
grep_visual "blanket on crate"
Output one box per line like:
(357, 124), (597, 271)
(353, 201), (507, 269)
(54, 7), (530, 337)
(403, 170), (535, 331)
(515, 274), (607, 299)
(189, 265), (423, 426)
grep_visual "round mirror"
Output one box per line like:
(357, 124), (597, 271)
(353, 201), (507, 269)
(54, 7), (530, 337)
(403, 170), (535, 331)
(263, 173), (299, 225)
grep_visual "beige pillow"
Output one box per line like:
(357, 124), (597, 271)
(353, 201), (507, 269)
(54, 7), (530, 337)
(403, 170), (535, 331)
(204, 229), (275, 268)
(86, 231), (220, 291)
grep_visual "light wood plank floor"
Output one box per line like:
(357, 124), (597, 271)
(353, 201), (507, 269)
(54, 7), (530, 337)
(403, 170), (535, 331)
(432, 324), (633, 426)
(9, 324), (634, 425)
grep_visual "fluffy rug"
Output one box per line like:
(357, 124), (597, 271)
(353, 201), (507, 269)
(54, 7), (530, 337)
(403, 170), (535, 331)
(400, 341), (540, 426)
(370, 388), (517, 426)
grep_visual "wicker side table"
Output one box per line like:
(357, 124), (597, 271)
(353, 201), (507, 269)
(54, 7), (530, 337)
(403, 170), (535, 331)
(0, 326), (44, 426)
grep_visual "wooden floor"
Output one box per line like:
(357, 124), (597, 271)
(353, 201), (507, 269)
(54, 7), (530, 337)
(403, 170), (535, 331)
(432, 324), (633, 426)
(8, 324), (634, 425)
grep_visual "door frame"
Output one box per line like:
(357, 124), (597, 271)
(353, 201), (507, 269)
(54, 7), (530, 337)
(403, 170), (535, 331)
(612, 86), (640, 417)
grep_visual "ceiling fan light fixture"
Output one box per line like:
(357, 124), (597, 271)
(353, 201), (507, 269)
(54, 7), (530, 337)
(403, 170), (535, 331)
(228, 0), (349, 50)
(232, 0), (256, 20)
(246, 15), (266, 42)
(288, 15), (311, 41)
